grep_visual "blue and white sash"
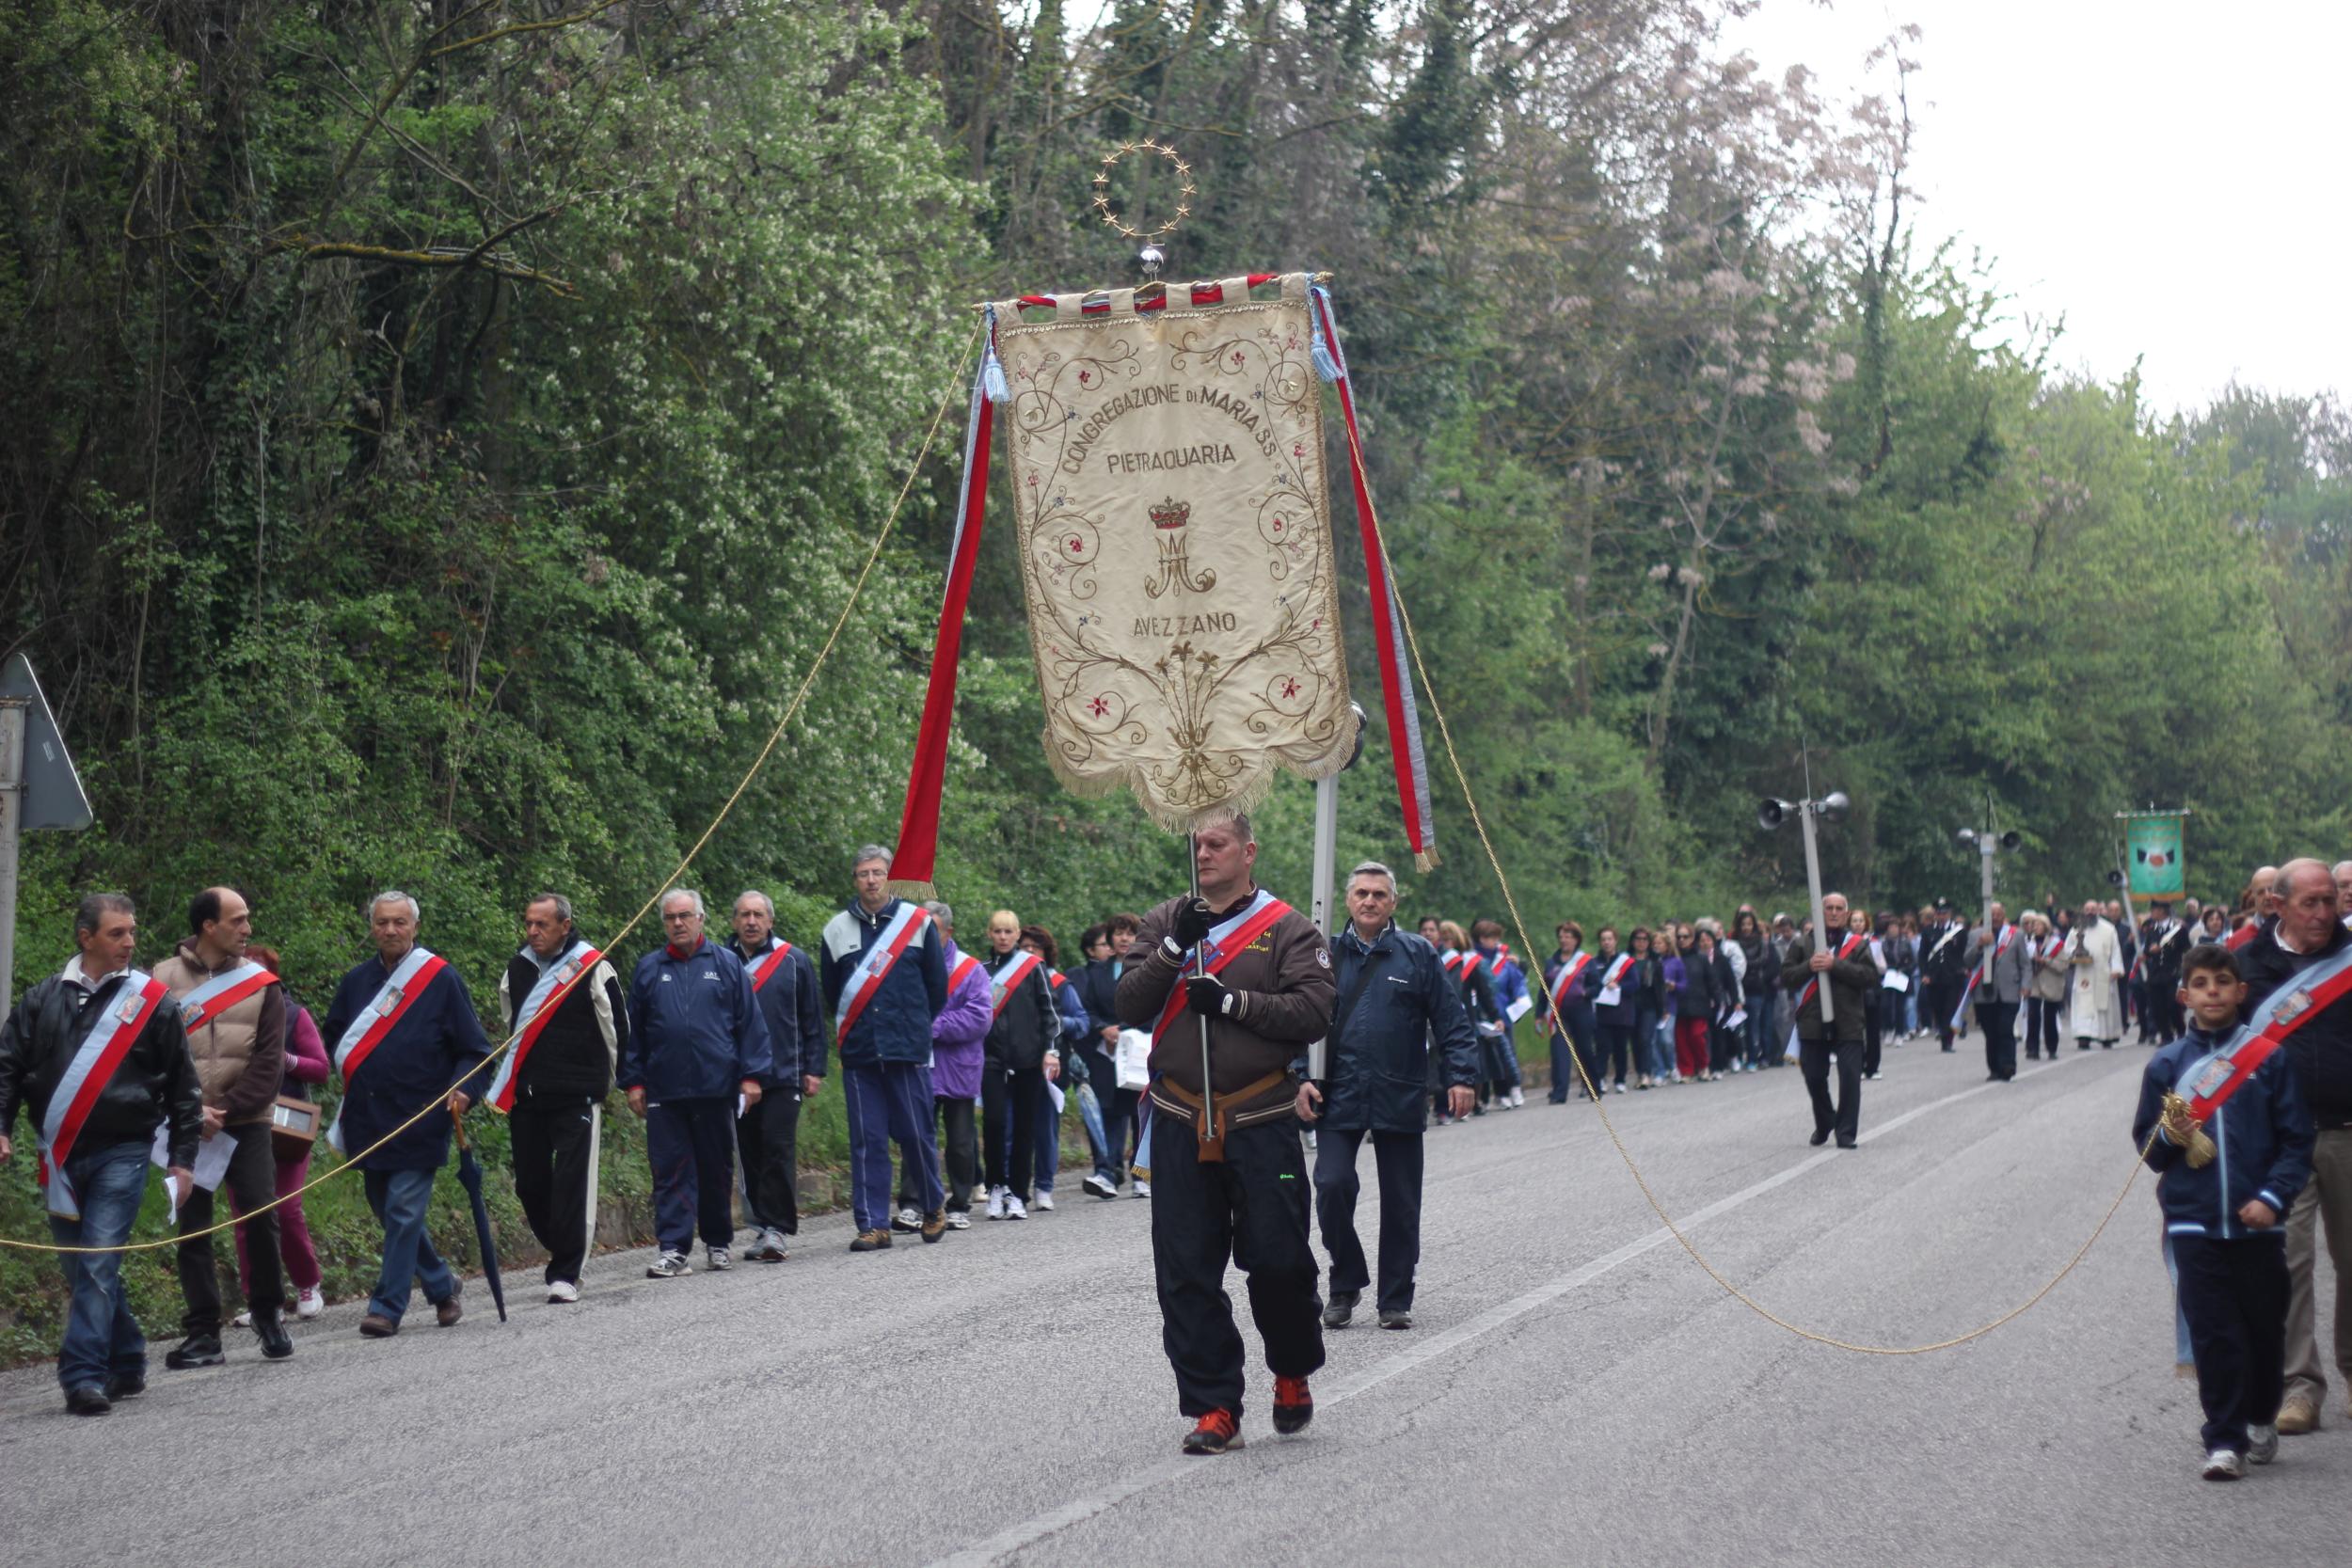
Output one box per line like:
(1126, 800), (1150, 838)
(40, 969), (167, 1219)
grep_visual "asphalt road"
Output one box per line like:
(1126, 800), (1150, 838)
(4, 1038), (2345, 1568)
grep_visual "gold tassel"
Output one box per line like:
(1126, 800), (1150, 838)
(2162, 1091), (2217, 1169)
(883, 879), (938, 902)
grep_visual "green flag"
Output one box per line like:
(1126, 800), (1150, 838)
(2125, 815), (2186, 901)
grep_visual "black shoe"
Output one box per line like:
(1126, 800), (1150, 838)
(254, 1311), (294, 1360)
(1378, 1308), (1414, 1330)
(1809, 1129), (1831, 1147)
(165, 1334), (225, 1370)
(1322, 1290), (1359, 1329)
(102, 1370), (145, 1402)
(64, 1385), (110, 1417)
(1836, 1137), (1858, 1149)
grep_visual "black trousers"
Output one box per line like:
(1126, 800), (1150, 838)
(736, 1086), (803, 1236)
(982, 1067), (1043, 1200)
(1925, 977), (1963, 1050)
(2145, 984), (2185, 1043)
(1860, 993), (1884, 1077)
(1596, 1022), (1635, 1087)
(1800, 1035), (1862, 1145)
(899, 1096), (977, 1213)
(1312, 1127), (1424, 1312)
(1151, 1111), (1325, 1419)
(512, 1095), (602, 1283)
(178, 1120), (282, 1333)
(2024, 997), (2061, 1058)
(2174, 1234), (2289, 1452)
(1977, 999), (2018, 1081)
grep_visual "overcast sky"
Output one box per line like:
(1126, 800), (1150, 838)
(1731, 0), (2349, 415)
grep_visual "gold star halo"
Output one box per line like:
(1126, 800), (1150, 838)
(1089, 140), (1196, 245)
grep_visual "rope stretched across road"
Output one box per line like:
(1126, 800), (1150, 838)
(0, 323), (984, 1258)
(7, 318), (2158, 1361)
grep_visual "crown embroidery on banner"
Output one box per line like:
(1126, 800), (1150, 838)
(1149, 497), (1190, 530)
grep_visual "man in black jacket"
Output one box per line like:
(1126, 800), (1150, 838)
(1302, 863), (1477, 1330)
(493, 893), (629, 1304)
(2238, 860), (2352, 1436)
(730, 888), (824, 1261)
(1784, 893), (1878, 1148)
(1918, 899), (1971, 1052)
(0, 894), (202, 1414)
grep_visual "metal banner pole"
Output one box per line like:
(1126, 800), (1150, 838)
(1801, 801), (1834, 1025)
(1187, 832), (1216, 1147)
(1307, 770), (1339, 1083)
(0, 698), (24, 1024)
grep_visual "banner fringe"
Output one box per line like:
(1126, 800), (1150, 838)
(884, 879), (939, 902)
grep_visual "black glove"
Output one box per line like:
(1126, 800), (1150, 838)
(1165, 896), (1215, 958)
(1184, 974), (1247, 1021)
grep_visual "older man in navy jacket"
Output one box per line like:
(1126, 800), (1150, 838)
(1300, 863), (1479, 1330)
(625, 888), (771, 1278)
(728, 888), (823, 1263)
(820, 845), (949, 1252)
(321, 892), (493, 1338)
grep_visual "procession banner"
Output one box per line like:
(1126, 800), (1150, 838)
(2124, 813), (2186, 902)
(992, 273), (1354, 829)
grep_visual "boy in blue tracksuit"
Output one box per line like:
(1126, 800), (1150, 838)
(819, 847), (949, 1250)
(2132, 943), (2313, 1480)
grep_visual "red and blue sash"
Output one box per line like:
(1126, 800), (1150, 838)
(39, 970), (167, 1219)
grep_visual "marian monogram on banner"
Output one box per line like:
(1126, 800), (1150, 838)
(993, 273), (1353, 827)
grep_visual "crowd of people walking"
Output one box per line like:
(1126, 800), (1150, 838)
(1, 837), (2346, 1484)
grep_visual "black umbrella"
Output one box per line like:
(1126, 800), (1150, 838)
(450, 1113), (507, 1322)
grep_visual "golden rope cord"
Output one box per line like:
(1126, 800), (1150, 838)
(1337, 400), (2161, 1355)
(2, 323), (983, 1256)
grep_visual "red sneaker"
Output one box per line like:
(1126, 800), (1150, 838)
(1181, 1408), (1244, 1455)
(1272, 1374), (1313, 1434)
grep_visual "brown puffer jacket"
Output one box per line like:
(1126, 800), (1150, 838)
(152, 940), (287, 1126)
(1116, 890), (1334, 1129)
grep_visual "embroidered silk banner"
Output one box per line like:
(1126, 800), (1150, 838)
(993, 273), (1353, 828)
(2124, 812), (2187, 902)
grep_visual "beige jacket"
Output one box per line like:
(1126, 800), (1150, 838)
(153, 940), (287, 1126)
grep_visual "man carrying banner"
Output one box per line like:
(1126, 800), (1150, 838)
(728, 889), (822, 1263)
(152, 886), (292, 1365)
(820, 845), (949, 1253)
(0, 894), (201, 1414)
(320, 891), (493, 1338)
(1963, 901), (2026, 1083)
(1116, 812), (1335, 1454)
(1784, 892), (1876, 1148)
(493, 894), (628, 1302)
(2236, 860), (2352, 1436)
(1301, 862), (1476, 1331)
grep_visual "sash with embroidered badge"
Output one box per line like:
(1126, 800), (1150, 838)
(486, 940), (602, 1113)
(1784, 933), (1867, 1057)
(746, 939), (796, 993)
(2181, 939), (2352, 1123)
(989, 950), (1045, 1017)
(327, 946), (446, 1153)
(836, 904), (931, 1037)
(38, 970), (167, 1219)
(176, 959), (279, 1034)
(1954, 925), (2018, 1025)
(1149, 890), (1294, 1052)
(1545, 951), (1593, 1024)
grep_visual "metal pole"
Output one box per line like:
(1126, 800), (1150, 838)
(0, 698), (24, 1028)
(1979, 835), (1995, 913)
(1306, 771), (1339, 1083)
(1186, 832), (1216, 1145)
(1801, 800), (1834, 1024)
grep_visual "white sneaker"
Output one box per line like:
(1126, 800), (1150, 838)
(707, 1245), (732, 1272)
(2249, 1424), (2279, 1465)
(646, 1250), (692, 1278)
(547, 1280), (580, 1305)
(1613, 1081), (1626, 1094)
(2201, 1447), (2245, 1481)
(1005, 1194), (1029, 1220)
(230, 1308), (253, 1329)
(1034, 1190), (1055, 1212)
(1132, 1180), (1152, 1198)
(295, 1285), (325, 1320)
(946, 1210), (972, 1230)
(1509, 1087), (1526, 1107)
(892, 1205), (924, 1233)
(986, 1186), (1009, 1220)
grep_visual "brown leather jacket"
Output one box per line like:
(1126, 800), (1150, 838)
(152, 940), (287, 1126)
(1116, 889), (1334, 1128)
